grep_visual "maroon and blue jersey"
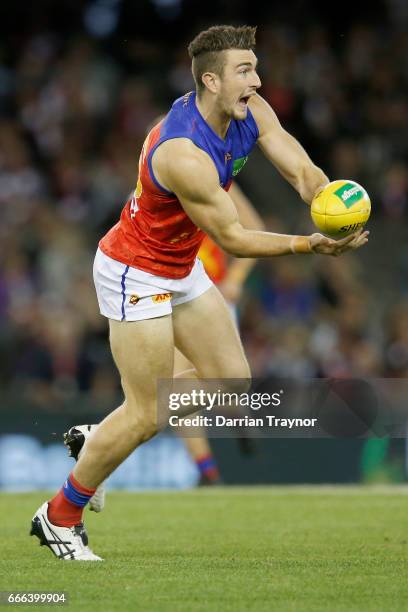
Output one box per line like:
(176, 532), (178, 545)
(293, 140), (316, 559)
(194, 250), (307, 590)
(100, 90), (259, 278)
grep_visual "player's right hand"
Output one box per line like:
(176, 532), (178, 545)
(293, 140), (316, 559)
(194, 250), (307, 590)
(309, 229), (369, 256)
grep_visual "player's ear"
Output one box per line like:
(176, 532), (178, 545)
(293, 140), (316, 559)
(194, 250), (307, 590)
(201, 71), (219, 94)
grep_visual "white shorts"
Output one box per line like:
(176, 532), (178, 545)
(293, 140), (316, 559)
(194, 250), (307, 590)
(93, 248), (213, 321)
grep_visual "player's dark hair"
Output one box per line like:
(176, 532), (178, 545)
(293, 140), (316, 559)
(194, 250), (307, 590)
(188, 25), (257, 96)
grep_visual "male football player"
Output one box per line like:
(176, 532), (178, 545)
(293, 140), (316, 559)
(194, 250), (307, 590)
(31, 25), (368, 560)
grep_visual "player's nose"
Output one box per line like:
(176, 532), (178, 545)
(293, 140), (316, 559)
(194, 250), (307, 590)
(252, 71), (261, 89)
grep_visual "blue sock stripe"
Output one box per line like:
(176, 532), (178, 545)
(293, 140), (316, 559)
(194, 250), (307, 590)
(62, 478), (94, 508)
(197, 457), (216, 472)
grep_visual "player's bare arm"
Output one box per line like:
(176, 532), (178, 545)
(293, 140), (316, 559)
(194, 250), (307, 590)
(152, 139), (368, 257)
(249, 93), (329, 204)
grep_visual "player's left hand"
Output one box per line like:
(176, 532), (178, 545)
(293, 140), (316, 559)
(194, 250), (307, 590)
(310, 229), (369, 256)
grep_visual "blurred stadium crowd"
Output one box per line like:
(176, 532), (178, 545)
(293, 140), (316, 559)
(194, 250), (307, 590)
(1, 0), (408, 413)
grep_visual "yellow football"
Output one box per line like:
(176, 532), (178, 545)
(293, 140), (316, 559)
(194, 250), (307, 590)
(311, 179), (371, 236)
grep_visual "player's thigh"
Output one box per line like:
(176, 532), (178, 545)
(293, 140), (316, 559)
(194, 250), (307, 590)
(109, 315), (174, 407)
(172, 285), (250, 379)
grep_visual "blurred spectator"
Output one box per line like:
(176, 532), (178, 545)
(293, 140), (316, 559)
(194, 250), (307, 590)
(384, 301), (408, 377)
(381, 162), (408, 219)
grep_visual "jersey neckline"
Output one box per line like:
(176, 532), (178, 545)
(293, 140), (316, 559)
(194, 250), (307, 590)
(191, 91), (233, 146)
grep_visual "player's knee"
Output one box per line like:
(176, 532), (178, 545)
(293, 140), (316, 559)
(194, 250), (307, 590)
(220, 376), (251, 396)
(124, 404), (158, 443)
(197, 355), (251, 382)
(220, 358), (251, 386)
(138, 415), (159, 442)
(204, 360), (251, 398)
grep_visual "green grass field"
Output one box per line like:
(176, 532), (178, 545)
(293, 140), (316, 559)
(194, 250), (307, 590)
(1, 487), (408, 611)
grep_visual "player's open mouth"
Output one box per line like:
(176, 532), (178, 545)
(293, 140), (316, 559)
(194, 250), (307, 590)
(238, 96), (250, 107)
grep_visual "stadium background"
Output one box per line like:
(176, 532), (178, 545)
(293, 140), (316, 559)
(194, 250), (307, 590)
(1, 0), (408, 490)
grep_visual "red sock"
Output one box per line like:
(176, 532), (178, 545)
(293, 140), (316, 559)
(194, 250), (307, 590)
(48, 473), (96, 527)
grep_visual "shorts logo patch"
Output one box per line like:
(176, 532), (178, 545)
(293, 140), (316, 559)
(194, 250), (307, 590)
(152, 293), (172, 303)
(129, 294), (140, 305)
